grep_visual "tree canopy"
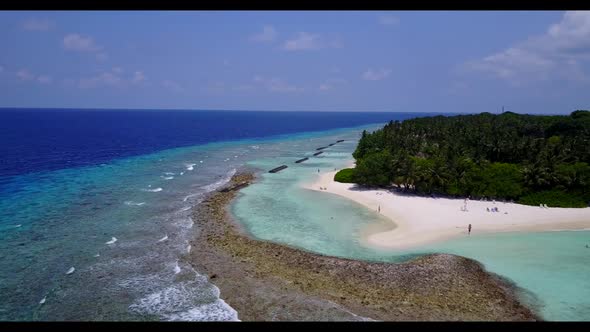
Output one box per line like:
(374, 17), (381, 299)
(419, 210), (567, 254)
(347, 110), (590, 207)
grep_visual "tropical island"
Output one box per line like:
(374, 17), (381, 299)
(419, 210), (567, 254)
(336, 110), (590, 208)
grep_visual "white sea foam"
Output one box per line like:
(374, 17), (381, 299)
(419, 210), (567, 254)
(177, 217), (194, 229)
(174, 261), (181, 274)
(186, 245), (192, 254)
(161, 176), (174, 180)
(39, 297), (46, 305)
(129, 278), (237, 320)
(164, 299), (240, 321)
(158, 234), (169, 243)
(66, 267), (75, 275)
(164, 172), (175, 176)
(94, 253), (100, 257)
(106, 237), (118, 245)
(180, 172), (185, 175)
(143, 188), (163, 192)
(200, 169), (237, 192)
(183, 193), (201, 203)
(186, 163), (196, 171)
(199, 161), (203, 163)
(125, 201), (146, 206)
(180, 206), (192, 212)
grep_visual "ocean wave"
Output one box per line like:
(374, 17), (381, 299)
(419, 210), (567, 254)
(158, 234), (169, 243)
(164, 172), (175, 176)
(186, 163), (196, 171)
(164, 299), (240, 321)
(200, 169), (237, 192)
(125, 201), (146, 206)
(161, 176), (174, 180)
(143, 188), (163, 192)
(106, 237), (118, 245)
(183, 193), (201, 203)
(174, 261), (181, 274)
(128, 273), (238, 321)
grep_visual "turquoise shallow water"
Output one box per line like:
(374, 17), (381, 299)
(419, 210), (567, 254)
(232, 128), (590, 321)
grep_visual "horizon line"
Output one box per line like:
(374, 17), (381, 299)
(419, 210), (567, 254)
(0, 106), (573, 115)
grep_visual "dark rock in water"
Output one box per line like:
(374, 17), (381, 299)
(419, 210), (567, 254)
(269, 165), (288, 173)
(210, 274), (217, 279)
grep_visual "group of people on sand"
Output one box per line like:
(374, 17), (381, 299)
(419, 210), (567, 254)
(539, 203), (550, 208)
(319, 186), (328, 190)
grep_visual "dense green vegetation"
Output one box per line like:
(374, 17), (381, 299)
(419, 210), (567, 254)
(350, 110), (590, 207)
(334, 168), (356, 183)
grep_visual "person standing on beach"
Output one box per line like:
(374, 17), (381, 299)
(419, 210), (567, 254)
(318, 169), (320, 173)
(468, 224), (472, 235)
(378, 205), (380, 213)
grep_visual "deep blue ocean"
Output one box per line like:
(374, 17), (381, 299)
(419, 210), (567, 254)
(0, 109), (435, 321)
(0, 109), (424, 177)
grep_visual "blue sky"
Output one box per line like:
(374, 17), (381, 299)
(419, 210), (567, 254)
(0, 11), (589, 113)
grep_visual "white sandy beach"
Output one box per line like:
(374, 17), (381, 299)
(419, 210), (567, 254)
(304, 163), (590, 250)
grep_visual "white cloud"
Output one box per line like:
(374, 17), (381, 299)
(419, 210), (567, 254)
(15, 69), (52, 84)
(63, 33), (102, 52)
(318, 78), (347, 91)
(78, 68), (146, 88)
(16, 69), (34, 81)
(131, 71), (146, 84)
(22, 18), (54, 31)
(37, 75), (52, 84)
(162, 80), (185, 93)
(283, 32), (341, 51)
(464, 11), (590, 84)
(253, 76), (304, 93)
(362, 68), (391, 81)
(250, 25), (277, 42)
(79, 72), (121, 88)
(378, 15), (400, 26)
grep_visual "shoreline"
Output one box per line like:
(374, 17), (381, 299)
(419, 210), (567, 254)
(304, 164), (590, 251)
(187, 171), (538, 321)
